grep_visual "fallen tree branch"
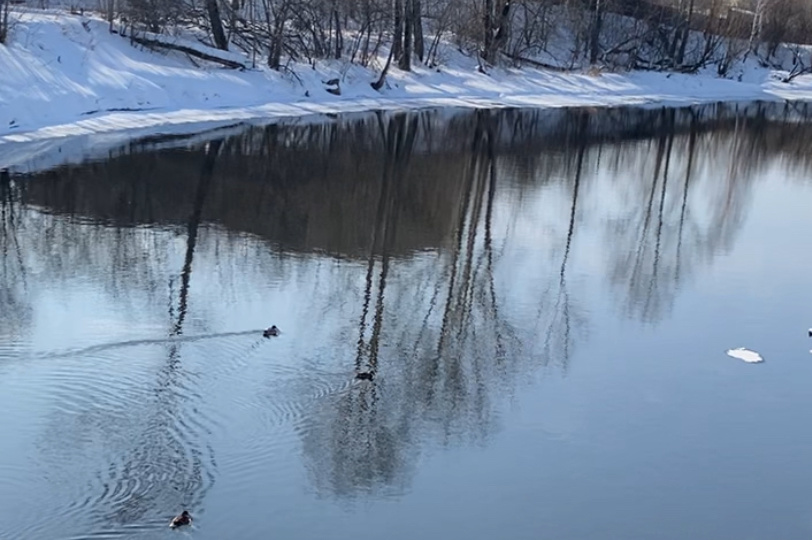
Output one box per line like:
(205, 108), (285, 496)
(130, 33), (247, 69)
(500, 51), (569, 72)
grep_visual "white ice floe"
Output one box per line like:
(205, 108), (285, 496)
(726, 348), (764, 363)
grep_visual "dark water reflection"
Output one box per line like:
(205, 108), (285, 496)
(2, 102), (812, 539)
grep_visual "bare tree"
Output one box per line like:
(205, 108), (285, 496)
(588, 0), (603, 64)
(0, 0), (9, 44)
(399, 0), (413, 68)
(482, 0), (510, 64)
(747, 0), (768, 55)
(413, 0), (424, 60)
(99, 0), (116, 32)
(207, 0), (229, 49)
(392, 0), (403, 61)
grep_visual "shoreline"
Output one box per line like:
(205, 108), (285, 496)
(3, 96), (810, 177)
(2, 10), (812, 169)
(4, 86), (812, 146)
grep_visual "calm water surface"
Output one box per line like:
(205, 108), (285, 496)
(2, 102), (812, 540)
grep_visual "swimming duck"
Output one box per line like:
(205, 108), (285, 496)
(169, 510), (192, 528)
(355, 372), (374, 381)
(263, 325), (280, 338)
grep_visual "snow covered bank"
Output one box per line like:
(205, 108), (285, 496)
(2, 9), (812, 149)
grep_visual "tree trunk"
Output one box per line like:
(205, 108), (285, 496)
(483, 0), (493, 60)
(588, 0), (602, 64)
(372, 42), (395, 90)
(492, 0), (510, 57)
(106, 0), (115, 32)
(667, 0), (684, 62)
(399, 0), (412, 69)
(483, 0), (509, 64)
(206, 0), (229, 50)
(333, 7), (343, 59)
(747, 0), (766, 54)
(413, 0), (424, 61)
(392, 0), (403, 62)
(269, 8), (286, 70)
(676, 0), (694, 65)
(0, 0), (9, 45)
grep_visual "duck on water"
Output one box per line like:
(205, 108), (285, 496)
(263, 325), (280, 338)
(170, 510), (192, 529)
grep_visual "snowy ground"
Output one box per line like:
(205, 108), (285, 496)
(2, 9), (812, 160)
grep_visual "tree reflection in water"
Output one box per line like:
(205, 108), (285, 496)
(4, 101), (812, 512)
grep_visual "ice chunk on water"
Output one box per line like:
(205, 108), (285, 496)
(726, 348), (764, 363)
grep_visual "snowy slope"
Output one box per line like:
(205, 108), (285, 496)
(0, 11), (285, 136)
(2, 9), (812, 148)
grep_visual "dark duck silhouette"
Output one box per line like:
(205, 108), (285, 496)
(355, 372), (374, 381)
(263, 325), (280, 338)
(170, 510), (192, 529)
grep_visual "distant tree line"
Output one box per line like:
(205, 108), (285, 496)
(3, 0), (812, 80)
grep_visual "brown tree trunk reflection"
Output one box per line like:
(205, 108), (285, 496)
(173, 139), (222, 336)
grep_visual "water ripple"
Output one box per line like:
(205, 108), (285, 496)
(3, 328), (344, 538)
(27, 329), (263, 361)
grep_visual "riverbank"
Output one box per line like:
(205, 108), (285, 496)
(2, 9), (812, 150)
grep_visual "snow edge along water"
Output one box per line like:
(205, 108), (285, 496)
(2, 10), (812, 169)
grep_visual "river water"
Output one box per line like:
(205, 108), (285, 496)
(1, 102), (812, 539)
